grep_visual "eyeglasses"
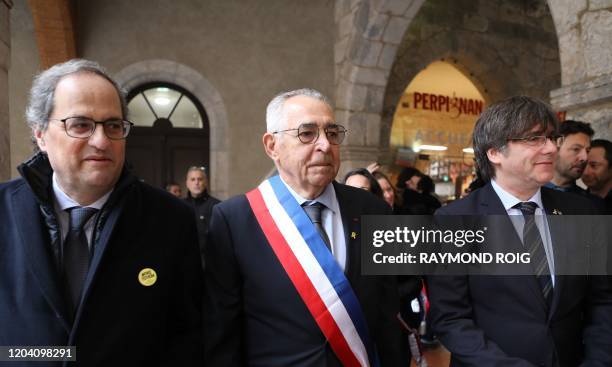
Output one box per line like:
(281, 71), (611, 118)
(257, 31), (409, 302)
(508, 134), (564, 147)
(50, 117), (134, 140)
(273, 123), (347, 145)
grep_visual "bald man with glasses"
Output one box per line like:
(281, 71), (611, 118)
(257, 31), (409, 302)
(204, 88), (407, 366)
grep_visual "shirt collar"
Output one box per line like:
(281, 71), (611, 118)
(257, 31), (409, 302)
(52, 172), (112, 211)
(491, 179), (543, 211)
(278, 175), (338, 214)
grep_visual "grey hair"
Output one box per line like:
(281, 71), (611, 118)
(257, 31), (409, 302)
(473, 95), (559, 182)
(25, 59), (128, 133)
(265, 88), (332, 133)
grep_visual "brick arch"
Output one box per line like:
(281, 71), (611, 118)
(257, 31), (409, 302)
(115, 60), (230, 198)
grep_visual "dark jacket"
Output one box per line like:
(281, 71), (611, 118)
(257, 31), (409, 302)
(428, 183), (612, 367)
(204, 181), (409, 366)
(0, 153), (204, 366)
(184, 191), (220, 267)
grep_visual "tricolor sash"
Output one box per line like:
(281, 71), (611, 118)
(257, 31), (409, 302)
(246, 175), (378, 367)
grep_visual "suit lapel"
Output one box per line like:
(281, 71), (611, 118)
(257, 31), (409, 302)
(333, 182), (361, 284)
(540, 188), (566, 319)
(12, 185), (72, 332)
(71, 193), (128, 337)
(480, 184), (549, 313)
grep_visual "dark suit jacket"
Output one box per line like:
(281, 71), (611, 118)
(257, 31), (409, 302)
(0, 154), (204, 366)
(427, 183), (612, 367)
(204, 181), (408, 366)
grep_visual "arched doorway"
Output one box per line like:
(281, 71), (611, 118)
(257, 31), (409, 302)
(389, 60), (487, 201)
(125, 82), (210, 191)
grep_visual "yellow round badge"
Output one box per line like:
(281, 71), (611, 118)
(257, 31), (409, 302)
(138, 268), (157, 287)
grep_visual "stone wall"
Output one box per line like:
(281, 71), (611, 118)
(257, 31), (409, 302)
(0, 0), (12, 181)
(74, 0), (335, 197)
(549, 0), (612, 140)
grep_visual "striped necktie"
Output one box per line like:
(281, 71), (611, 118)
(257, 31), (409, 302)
(515, 201), (553, 305)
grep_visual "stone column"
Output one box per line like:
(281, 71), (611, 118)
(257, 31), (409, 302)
(0, 0), (13, 182)
(549, 0), (612, 140)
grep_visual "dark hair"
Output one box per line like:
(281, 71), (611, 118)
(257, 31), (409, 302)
(473, 96), (559, 182)
(395, 167), (422, 189)
(590, 139), (612, 167)
(372, 171), (391, 186)
(417, 175), (435, 194)
(344, 168), (383, 199)
(165, 182), (180, 190)
(559, 120), (594, 138)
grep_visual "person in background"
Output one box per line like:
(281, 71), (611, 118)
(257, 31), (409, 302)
(344, 167), (384, 200)
(546, 120), (598, 195)
(582, 139), (612, 213)
(372, 171), (397, 210)
(166, 181), (182, 197)
(184, 166), (220, 268)
(416, 175), (441, 214)
(395, 167), (426, 214)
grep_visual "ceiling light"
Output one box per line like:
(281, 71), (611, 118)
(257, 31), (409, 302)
(462, 147), (474, 154)
(154, 97), (170, 106)
(416, 144), (447, 152)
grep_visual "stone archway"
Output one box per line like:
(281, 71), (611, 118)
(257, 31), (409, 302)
(334, 0), (425, 176)
(115, 60), (230, 198)
(334, 0), (562, 174)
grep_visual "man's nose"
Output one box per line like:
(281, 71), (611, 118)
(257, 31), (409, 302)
(577, 148), (588, 162)
(88, 124), (111, 149)
(315, 130), (332, 151)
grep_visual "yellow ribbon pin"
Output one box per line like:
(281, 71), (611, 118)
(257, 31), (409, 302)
(138, 268), (157, 287)
(351, 231), (357, 239)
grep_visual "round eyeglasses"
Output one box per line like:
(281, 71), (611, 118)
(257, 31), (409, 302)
(50, 117), (134, 140)
(273, 123), (347, 145)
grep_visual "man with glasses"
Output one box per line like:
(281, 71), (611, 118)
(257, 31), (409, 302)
(0, 59), (203, 365)
(205, 89), (407, 366)
(427, 96), (612, 366)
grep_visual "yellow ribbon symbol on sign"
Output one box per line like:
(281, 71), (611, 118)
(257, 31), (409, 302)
(138, 268), (157, 287)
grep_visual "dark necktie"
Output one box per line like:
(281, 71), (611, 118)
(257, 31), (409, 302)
(64, 207), (98, 311)
(515, 201), (553, 304)
(302, 202), (332, 251)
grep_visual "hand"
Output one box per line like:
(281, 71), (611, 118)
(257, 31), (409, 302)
(366, 162), (380, 173)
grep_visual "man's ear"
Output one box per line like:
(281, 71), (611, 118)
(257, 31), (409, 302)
(263, 132), (278, 160)
(487, 147), (502, 165)
(34, 128), (47, 152)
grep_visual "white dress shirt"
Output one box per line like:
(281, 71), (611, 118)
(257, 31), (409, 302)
(491, 180), (555, 285)
(52, 173), (111, 247)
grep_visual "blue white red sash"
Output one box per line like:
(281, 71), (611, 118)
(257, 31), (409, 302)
(245, 175), (378, 367)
